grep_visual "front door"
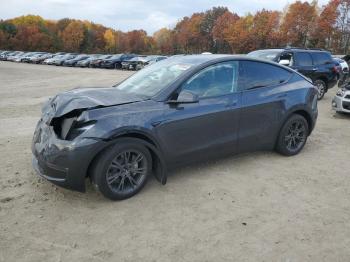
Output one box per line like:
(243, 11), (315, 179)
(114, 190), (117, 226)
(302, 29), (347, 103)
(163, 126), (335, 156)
(155, 61), (241, 166)
(291, 52), (316, 80)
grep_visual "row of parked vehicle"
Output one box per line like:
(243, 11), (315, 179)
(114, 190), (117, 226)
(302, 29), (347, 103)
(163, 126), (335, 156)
(0, 50), (168, 70)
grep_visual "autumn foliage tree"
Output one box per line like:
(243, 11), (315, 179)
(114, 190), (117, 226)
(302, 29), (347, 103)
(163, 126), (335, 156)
(280, 1), (318, 47)
(212, 11), (240, 53)
(2, 1), (350, 55)
(153, 28), (174, 54)
(312, 0), (340, 49)
(60, 21), (86, 52)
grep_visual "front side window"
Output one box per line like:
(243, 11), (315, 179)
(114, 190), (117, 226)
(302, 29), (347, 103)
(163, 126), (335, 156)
(240, 61), (292, 91)
(181, 61), (239, 98)
(295, 52), (313, 66)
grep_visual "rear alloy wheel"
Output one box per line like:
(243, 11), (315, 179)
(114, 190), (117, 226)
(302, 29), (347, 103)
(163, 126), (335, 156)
(91, 139), (152, 200)
(314, 79), (326, 100)
(276, 114), (309, 156)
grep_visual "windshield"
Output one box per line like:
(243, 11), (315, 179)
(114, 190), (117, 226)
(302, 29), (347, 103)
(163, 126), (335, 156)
(115, 59), (193, 97)
(247, 50), (281, 61)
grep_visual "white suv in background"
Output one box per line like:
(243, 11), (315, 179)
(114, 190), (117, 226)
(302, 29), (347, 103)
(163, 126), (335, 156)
(332, 87), (350, 114)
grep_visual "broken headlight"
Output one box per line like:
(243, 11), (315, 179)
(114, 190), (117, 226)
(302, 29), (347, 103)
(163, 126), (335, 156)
(65, 120), (96, 140)
(52, 111), (96, 141)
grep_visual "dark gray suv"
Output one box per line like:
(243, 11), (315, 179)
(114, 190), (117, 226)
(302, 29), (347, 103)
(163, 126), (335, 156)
(248, 48), (338, 100)
(32, 55), (318, 200)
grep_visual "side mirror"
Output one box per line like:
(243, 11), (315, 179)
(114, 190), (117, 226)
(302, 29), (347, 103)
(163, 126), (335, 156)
(279, 59), (290, 66)
(167, 90), (199, 104)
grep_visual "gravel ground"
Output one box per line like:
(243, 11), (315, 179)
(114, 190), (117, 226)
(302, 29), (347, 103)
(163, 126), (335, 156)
(0, 61), (349, 262)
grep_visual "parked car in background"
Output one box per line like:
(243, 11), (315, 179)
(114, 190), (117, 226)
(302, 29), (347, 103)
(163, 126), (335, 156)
(121, 55), (168, 70)
(333, 57), (349, 85)
(332, 87), (350, 114)
(43, 55), (62, 65)
(248, 48), (339, 100)
(21, 52), (46, 63)
(32, 55), (318, 200)
(100, 54), (137, 69)
(63, 54), (89, 67)
(136, 55), (167, 70)
(14, 52), (30, 62)
(6, 51), (24, 62)
(30, 53), (54, 64)
(332, 81), (350, 114)
(121, 56), (147, 70)
(51, 54), (77, 66)
(0, 51), (14, 60)
(8, 52), (26, 62)
(76, 54), (101, 67)
(89, 54), (113, 68)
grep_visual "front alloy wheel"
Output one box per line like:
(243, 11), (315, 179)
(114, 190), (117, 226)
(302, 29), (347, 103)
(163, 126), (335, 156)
(106, 150), (148, 194)
(91, 139), (152, 200)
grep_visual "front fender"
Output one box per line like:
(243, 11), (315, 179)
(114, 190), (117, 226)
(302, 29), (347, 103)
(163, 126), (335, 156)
(102, 130), (168, 185)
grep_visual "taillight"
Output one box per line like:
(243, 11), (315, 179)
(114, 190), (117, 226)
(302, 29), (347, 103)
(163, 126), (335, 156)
(333, 66), (339, 73)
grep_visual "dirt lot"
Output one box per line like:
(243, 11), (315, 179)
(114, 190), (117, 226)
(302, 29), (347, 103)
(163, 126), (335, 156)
(0, 61), (349, 262)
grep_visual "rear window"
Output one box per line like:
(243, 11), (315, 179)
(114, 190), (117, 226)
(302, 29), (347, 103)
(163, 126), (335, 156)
(295, 52), (313, 66)
(311, 52), (332, 65)
(240, 61), (292, 90)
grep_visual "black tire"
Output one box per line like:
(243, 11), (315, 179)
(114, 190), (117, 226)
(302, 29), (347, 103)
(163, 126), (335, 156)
(276, 114), (309, 156)
(91, 139), (152, 200)
(314, 79), (326, 100)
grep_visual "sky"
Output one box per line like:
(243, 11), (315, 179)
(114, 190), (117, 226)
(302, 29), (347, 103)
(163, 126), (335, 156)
(0, 0), (330, 34)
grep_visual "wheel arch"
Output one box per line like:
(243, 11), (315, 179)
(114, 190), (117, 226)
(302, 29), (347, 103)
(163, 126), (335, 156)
(275, 107), (313, 148)
(86, 130), (167, 185)
(292, 109), (313, 135)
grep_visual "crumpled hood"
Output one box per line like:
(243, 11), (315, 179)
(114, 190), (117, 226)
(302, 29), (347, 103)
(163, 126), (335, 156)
(43, 87), (145, 118)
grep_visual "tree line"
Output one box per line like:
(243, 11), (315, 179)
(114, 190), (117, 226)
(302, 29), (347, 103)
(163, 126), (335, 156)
(0, 0), (350, 55)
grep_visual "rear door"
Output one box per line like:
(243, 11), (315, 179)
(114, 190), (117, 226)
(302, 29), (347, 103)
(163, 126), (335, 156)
(291, 52), (315, 80)
(155, 61), (241, 166)
(238, 60), (293, 152)
(310, 52), (338, 84)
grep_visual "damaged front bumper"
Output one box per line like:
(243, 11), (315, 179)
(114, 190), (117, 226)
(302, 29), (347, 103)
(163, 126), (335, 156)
(31, 119), (107, 192)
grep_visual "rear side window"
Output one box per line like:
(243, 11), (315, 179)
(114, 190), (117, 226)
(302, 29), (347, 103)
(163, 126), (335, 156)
(311, 52), (332, 65)
(294, 52), (313, 66)
(239, 61), (292, 91)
